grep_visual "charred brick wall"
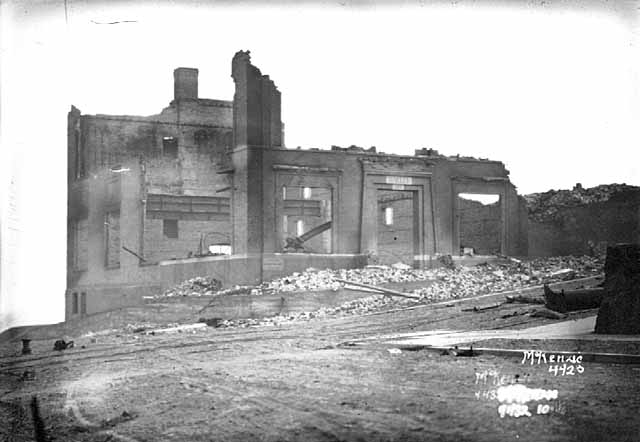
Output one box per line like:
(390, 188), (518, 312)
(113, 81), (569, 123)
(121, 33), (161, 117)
(143, 218), (231, 262)
(68, 95), (234, 280)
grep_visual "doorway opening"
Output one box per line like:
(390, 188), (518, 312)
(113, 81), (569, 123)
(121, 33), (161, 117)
(376, 189), (419, 266)
(457, 193), (502, 256)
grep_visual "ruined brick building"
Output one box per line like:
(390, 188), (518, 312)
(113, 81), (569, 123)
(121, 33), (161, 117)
(66, 51), (528, 318)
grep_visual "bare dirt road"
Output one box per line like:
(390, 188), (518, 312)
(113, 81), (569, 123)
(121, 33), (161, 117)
(2, 280), (639, 442)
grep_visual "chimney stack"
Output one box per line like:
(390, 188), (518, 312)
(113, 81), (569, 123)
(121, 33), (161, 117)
(173, 67), (198, 101)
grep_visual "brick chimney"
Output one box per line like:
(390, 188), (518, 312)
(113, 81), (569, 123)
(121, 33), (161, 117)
(173, 67), (198, 101)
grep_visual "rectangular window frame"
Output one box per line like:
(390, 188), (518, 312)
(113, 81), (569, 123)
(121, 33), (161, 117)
(163, 219), (179, 239)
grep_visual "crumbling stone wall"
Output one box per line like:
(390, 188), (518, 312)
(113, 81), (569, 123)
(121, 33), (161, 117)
(231, 50), (283, 256)
(143, 218), (231, 262)
(67, 67), (236, 282)
(528, 197), (640, 257)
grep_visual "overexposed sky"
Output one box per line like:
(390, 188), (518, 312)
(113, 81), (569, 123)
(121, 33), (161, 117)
(1, 0), (638, 329)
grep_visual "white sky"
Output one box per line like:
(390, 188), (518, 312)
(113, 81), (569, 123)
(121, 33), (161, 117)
(1, 0), (639, 329)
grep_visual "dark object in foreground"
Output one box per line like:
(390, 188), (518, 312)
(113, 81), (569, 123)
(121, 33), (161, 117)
(53, 339), (74, 351)
(30, 396), (49, 442)
(442, 345), (480, 357)
(505, 294), (545, 304)
(595, 243), (640, 334)
(543, 285), (604, 313)
(198, 317), (223, 327)
(454, 345), (479, 357)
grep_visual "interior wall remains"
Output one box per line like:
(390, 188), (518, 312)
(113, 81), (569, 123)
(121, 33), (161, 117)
(457, 196), (502, 255)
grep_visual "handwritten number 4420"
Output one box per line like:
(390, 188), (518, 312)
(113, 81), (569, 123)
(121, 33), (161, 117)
(548, 364), (584, 376)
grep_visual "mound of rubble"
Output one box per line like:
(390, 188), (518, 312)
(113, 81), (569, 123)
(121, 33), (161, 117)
(256, 256), (601, 296)
(205, 255), (603, 328)
(524, 183), (640, 223)
(159, 276), (222, 297)
(159, 256), (602, 302)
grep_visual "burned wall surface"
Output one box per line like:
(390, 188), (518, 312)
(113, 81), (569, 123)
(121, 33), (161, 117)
(66, 67), (237, 318)
(66, 51), (528, 319)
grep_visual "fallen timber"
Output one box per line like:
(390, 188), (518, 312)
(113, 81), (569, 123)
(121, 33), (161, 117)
(335, 278), (421, 299)
(543, 284), (604, 313)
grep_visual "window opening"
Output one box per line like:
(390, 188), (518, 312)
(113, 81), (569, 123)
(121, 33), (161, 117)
(163, 219), (178, 238)
(163, 137), (178, 158)
(296, 219), (304, 237)
(384, 207), (394, 226)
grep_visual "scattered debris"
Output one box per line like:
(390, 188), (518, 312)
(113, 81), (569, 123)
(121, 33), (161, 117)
(500, 310), (531, 319)
(102, 410), (137, 428)
(529, 308), (567, 320)
(462, 302), (503, 312)
(195, 285), (259, 313)
(161, 256), (601, 304)
(158, 276), (222, 297)
(198, 317), (223, 327)
(437, 254), (455, 269)
(505, 294), (545, 304)
(139, 255), (604, 331)
(53, 340), (74, 351)
(391, 262), (412, 270)
(144, 323), (208, 335)
(444, 345), (480, 357)
(455, 346), (480, 357)
(548, 269), (576, 281)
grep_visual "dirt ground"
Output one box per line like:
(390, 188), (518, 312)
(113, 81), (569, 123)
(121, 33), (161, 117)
(2, 280), (639, 442)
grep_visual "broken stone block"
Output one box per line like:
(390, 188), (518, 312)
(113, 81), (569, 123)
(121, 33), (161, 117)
(595, 244), (640, 334)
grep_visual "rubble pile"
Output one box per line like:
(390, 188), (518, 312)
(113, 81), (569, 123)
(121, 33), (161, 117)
(412, 255), (601, 302)
(258, 265), (435, 294)
(256, 256), (602, 296)
(159, 277), (222, 297)
(212, 255), (603, 328)
(524, 183), (640, 223)
(157, 255), (603, 302)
